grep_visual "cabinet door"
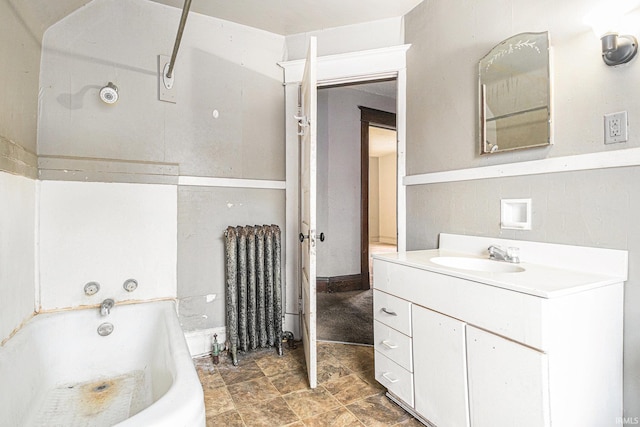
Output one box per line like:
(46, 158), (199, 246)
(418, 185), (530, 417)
(413, 305), (470, 427)
(467, 326), (550, 427)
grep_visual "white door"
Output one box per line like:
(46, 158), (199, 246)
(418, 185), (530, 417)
(299, 37), (318, 389)
(466, 325), (551, 427)
(413, 305), (470, 427)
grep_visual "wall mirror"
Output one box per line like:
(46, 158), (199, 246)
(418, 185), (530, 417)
(479, 31), (552, 154)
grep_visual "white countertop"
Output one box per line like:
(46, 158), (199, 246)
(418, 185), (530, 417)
(373, 249), (626, 298)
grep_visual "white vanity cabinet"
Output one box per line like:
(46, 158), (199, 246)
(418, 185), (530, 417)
(373, 235), (626, 427)
(412, 305), (469, 427)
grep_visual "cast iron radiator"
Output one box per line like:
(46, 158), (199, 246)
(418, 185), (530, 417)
(224, 224), (283, 365)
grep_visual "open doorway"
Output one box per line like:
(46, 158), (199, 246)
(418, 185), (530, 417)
(366, 124), (398, 285)
(360, 107), (397, 290)
(315, 80), (397, 345)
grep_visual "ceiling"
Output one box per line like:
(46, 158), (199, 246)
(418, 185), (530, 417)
(9, 0), (423, 44)
(149, 0), (424, 35)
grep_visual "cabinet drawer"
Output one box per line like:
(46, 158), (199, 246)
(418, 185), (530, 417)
(374, 320), (413, 372)
(373, 290), (412, 336)
(375, 350), (414, 408)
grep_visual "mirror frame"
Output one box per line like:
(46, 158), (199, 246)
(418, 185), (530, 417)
(479, 31), (552, 155)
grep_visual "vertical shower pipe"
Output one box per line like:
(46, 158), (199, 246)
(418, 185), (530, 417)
(166, 0), (193, 79)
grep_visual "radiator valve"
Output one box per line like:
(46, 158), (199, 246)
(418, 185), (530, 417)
(212, 333), (221, 365)
(282, 331), (296, 349)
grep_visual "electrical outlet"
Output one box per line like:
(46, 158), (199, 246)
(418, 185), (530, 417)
(604, 111), (628, 144)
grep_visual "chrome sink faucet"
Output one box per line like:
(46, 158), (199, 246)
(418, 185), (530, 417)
(488, 245), (520, 264)
(100, 298), (115, 316)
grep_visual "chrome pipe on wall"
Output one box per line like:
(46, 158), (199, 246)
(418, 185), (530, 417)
(166, 0), (192, 79)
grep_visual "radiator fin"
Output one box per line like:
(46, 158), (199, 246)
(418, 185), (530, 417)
(224, 224), (283, 365)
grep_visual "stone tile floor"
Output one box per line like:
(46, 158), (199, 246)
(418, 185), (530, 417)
(194, 341), (421, 426)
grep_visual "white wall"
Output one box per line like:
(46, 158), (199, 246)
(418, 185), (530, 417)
(38, 181), (177, 310)
(369, 157), (380, 242)
(0, 172), (36, 343)
(378, 152), (397, 244)
(316, 86), (396, 277)
(285, 17), (404, 60)
(404, 0), (640, 417)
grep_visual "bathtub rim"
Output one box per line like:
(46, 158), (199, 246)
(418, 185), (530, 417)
(0, 298), (205, 427)
(116, 298), (205, 426)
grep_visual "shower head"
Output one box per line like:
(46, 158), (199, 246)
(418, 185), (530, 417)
(99, 82), (119, 104)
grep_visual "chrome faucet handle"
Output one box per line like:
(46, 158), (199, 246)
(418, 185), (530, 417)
(507, 246), (520, 261)
(100, 298), (115, 316)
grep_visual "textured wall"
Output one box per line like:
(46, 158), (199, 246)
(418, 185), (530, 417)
(38, 0), (285, 179)
(36, 0), (287, 334)
(0, 0), (41, 154)
(405, 0), (640, 417)
(177, 186), (285, 331)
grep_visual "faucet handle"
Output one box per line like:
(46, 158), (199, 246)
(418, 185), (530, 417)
(507, 247), (520, 262)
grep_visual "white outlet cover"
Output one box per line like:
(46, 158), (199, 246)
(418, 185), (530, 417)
(604, 111), (628, 144)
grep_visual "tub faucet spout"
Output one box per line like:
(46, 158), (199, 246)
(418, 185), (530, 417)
(101, 298), (115, 316)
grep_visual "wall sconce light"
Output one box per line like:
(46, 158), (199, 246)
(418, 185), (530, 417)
(600, 32), (638, 66)
(585, 4), (638, 66)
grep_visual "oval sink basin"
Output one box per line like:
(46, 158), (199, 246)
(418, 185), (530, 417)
(430, 256), (525, 273)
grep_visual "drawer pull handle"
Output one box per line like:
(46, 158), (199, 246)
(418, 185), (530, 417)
(382, 372), (399, 383)
(381, 307), (397, 316)
(382, 340), (398, 349)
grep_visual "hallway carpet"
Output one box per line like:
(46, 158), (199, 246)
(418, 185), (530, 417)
(317, 290), (373, 345)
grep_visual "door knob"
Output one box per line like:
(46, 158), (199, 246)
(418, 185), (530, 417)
(300, 232), (324, 243)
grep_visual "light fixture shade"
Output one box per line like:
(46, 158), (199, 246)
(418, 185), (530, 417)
(601, 33), (638, 66)
(584, 2), (638, 66)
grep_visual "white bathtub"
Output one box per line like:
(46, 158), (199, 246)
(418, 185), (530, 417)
(0, 300), (205, 426)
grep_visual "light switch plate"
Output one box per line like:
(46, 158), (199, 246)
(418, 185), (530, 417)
(604, 111), (628, 144)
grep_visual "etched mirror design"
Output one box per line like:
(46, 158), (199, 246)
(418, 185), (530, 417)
(479, 32), (552, 154)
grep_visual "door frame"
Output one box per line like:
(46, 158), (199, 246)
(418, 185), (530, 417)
(279, 44), (410, 339)
(359, 107), (397, 290)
